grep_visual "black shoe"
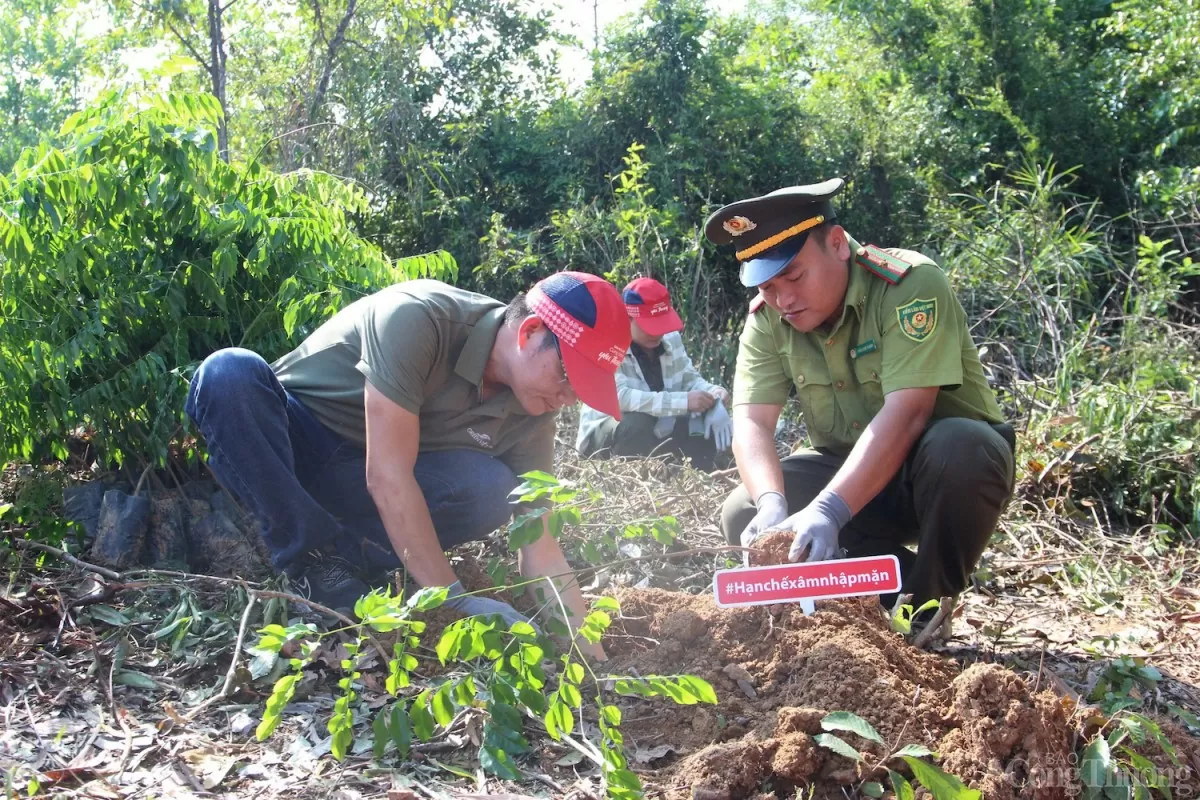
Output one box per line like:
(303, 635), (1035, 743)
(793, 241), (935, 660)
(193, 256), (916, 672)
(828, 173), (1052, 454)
(291, 555), (371, 617)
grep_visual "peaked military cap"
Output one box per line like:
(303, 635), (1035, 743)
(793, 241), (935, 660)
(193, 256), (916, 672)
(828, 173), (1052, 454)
(704, 178), (846, 287)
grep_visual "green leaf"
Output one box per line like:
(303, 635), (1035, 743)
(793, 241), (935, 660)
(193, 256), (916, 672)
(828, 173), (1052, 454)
(431, 684), (455, 726)
(408, 586), (449, 611)
(480, 745), (523, 781)
(453, 676), (476, 706)
(372, 710), (389, 759)
(813, 733), (864, 763)
(1080, 737), (1116, 793)
(889, 770), (915, 800)
(862, 782), (885, 798)
(601, 705), (622, 726)
(389, 703), (412, 759)
(410, 693), (435, 741)
(114, 670), (159, 690)
(89, 605), (131, 626)
(507, 512), (545, 551)
(893, 743), (936, 759)
(509, 621), (537, 637)
(0, 503), (11, 517)
(902, 756), (981, 800)
(593, 596), (620, 613)
(678, 675), (718, 705)
(436, 626), (465, 664)
(428, 758), (475, 781)
(544, 698), (573, 741)
(257, 673), (299, 741)
(822, 711), (884, 745)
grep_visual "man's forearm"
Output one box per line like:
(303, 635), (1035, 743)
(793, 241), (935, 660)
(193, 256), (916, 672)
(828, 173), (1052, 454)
(519, 521), (605, 658)
(368, 471), (458, 588)
(733, 416), (785, 502)
(827, 403), (928, 514)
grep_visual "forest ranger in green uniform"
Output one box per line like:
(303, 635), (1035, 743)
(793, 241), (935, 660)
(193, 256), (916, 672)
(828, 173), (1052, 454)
(705, 179), (1016, 624)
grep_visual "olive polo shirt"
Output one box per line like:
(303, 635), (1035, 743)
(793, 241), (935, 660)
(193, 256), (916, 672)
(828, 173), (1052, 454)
(271, 280), (555, 477)
(732, 236), (1003, 456)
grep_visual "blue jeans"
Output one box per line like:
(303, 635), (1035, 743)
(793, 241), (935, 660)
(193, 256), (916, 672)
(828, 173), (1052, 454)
(185, 348), (519, 577)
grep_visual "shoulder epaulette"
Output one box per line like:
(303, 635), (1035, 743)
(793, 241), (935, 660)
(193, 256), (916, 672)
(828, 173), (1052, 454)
(854, 244), (914, 285)
(749, 292), (767, 314)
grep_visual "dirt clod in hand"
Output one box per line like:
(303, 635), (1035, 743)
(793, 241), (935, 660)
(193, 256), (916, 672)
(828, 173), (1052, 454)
(748, 529), (793, 566)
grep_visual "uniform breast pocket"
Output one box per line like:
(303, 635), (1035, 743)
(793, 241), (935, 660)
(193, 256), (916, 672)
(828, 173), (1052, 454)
(853, 351), (885, 415)
(794, 362), (837, 434)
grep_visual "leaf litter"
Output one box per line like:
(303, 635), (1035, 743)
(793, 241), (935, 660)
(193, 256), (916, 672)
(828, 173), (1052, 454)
(2, 440), (1200, 799)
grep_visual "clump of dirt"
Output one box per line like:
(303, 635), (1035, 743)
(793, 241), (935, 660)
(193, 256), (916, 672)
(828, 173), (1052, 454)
(601, 587), (1198, 800)
(748, 529), (793, 566)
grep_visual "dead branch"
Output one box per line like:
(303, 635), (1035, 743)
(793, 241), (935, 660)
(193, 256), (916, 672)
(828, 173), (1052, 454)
(184, 590), (257, 721)
(7, 538), (122, 580)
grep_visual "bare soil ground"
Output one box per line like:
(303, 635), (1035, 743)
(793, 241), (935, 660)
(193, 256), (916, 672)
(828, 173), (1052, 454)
(2, 421), (1199, 800)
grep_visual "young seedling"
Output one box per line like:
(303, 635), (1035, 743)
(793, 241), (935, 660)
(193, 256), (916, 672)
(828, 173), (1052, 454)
(813, 711), (980, 800)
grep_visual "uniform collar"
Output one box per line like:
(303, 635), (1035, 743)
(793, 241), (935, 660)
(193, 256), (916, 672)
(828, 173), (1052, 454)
(454, 306), (528, 417)
(455, 306), (505, 386)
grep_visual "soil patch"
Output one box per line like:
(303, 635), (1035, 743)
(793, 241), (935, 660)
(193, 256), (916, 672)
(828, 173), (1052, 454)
(600, 586), (1199, 800)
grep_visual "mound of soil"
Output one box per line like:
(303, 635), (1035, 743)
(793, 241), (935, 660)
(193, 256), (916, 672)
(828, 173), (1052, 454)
(603, 588), (1200, 799)
(398, 538), (1200, 799)
(596, 531), (1200, 800)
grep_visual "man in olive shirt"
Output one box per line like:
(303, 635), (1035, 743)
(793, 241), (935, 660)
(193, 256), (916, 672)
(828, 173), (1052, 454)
(705, 179), (1015, 615)
(186, 272), (630, 653)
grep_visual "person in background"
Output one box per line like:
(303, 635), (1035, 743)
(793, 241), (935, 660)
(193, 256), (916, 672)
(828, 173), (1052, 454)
(575, 277), (732, 471)
(186, 272), (630, 659)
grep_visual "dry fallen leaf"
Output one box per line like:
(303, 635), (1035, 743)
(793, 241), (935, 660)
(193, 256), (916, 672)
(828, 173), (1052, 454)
(181, 748), (240, 790)
(633, 743), (676, 763)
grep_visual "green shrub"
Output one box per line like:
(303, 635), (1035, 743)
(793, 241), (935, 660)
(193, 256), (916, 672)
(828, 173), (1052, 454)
(0, 89), (455, 469)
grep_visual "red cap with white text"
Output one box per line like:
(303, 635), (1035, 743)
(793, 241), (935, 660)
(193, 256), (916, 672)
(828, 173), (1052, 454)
(527, 272), (631, 419)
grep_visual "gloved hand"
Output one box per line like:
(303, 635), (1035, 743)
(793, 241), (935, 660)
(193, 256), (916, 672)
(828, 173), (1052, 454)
(780, 489), (852, 563)
(703, 401), (732, 452)
(445, 581), (540, 633)
(653, 414), (676, 439)
(740, 491), (789, 567)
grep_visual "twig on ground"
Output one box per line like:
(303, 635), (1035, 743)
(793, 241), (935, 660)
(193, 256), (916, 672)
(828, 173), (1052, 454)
(184, 590), (257, 722)
(114, 707), (135, 778)
(7, 538), (122, 580)
(911, 595), (956, 649)
(1032, 640), (1047, 695)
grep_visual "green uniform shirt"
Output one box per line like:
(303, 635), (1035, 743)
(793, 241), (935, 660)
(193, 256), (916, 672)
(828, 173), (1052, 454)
(732, 236), (1003, 456)
(271, 280), (556, 477)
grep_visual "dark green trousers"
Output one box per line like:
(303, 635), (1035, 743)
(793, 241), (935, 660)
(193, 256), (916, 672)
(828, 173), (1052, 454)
(719, 417), (1015, 605)
(579, 411), (718, 471)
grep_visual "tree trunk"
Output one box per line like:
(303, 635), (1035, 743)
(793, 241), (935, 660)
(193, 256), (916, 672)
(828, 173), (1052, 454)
(208, 0), (229, 161)
(308, 0), (358, 123)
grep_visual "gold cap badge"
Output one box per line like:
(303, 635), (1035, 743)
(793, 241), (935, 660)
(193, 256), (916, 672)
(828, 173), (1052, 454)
(722, 216), (757, 236)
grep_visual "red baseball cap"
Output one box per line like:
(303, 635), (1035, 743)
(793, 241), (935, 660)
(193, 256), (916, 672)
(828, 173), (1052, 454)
(526, 272), (631, 419)
(622, 277), (684, 337)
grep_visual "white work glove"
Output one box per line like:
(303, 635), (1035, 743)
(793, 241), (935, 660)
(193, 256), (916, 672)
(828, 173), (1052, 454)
(778, 489), (853, 563)
(653, 415), (676, 439)
(703, 401), (732, 452)
(445, 581), (540, 633)
(739, 491), (789, 567)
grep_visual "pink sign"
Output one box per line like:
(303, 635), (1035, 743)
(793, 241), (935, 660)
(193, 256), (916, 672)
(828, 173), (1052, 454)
(713, 555), (902, 608)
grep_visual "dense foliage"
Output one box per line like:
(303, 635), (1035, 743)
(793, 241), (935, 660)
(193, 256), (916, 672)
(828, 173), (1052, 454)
(0, 90), (454, 468)
(1, 0), (1197, 533)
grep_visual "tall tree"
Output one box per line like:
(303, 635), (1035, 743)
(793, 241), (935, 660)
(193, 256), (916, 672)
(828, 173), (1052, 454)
(0, 0), (89, 171)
